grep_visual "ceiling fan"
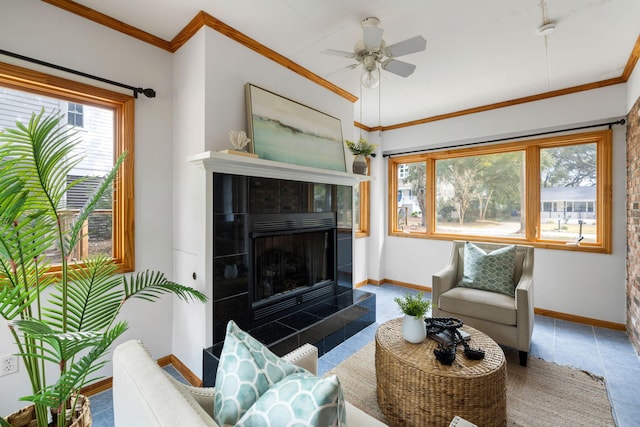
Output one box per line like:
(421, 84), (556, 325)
(323, 17), (427, 88)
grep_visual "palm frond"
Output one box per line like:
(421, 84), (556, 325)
(123, 270), (207, 303)
(67, 153), (127, 253)
(20, 322), (127, 408)
(0, 277), (49, 320)
(44, 256), (124, 332)
(0, 110), (83, 213)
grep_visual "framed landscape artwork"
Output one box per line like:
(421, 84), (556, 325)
(245, 84), (346, 172)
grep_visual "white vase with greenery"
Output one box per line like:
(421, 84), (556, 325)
(345, 137), (377, 175)
(394, 292), (431, 343)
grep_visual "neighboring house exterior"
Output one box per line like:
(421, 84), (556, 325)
(540, 186), (596, 221)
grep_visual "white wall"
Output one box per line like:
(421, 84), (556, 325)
(170, 26), (355, 375)
(374, 85), (628, 324)
(0, 0), (175, 415)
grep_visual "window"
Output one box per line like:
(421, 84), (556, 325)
(354, 158), (370, 237)
(0, 61), (135, 271)
(67, 102), (84, 127)
(388, 131), (612, 253)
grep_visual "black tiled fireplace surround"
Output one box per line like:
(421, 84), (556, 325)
(202, 173), (376, 386)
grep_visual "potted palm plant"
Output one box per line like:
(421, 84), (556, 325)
(0, 110), (207, 427)
(345, 136), (377, 175)
(394, 292), (431, 343)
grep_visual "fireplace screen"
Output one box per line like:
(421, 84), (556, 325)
(254, 230), (333, 302)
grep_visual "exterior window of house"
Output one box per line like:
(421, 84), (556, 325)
(434, 150), (526, 238)
(0, 61), (135, 272)
(391, 159), (427, 233)
(539, 142), (598, 244)
(388, 131), (611, 253)
(67, 102), (84, 127)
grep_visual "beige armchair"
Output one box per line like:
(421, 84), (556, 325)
(432, 241), (534, 366)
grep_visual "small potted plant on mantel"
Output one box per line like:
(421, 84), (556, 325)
(345, 136), (377, 175)
(0, 110), (207, 427)
(394, 292), (432, 343)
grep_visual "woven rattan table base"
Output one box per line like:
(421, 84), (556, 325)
(375, 318), (506, 427)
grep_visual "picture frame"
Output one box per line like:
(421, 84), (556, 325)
(245, 83), (346, 172)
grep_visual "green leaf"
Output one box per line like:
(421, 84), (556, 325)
(45, 256), (123, 333)
(123, 269), (207, 303)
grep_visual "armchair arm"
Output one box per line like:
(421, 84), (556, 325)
(432, 264), (457, 312)
(165, 373), (216, 417)
(515, 273), (534, 350)
(282, 343), (318, 375)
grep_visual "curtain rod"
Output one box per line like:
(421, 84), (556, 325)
(382, 118), (626, 158)
(0, 48), (156, 99)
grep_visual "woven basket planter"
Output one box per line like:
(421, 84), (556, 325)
(4, 395), (92, 427)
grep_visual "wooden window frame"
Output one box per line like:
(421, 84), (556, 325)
(0, 61), (135, 272)
(355, 158), (370, 237)
(388, 130), (612, 253)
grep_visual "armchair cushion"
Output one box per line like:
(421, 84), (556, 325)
(214, 320), (345, 426)
(458, 242), (517, 296)
(214, 321), (308, 425)
(235, 372), (346, 426)
(439, 287), (517, 325)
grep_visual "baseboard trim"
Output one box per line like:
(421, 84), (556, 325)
(81, 353), (202, 397)
(534, 308), (626, 331)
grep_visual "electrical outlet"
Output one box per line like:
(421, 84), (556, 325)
(0, 354), (18, 376)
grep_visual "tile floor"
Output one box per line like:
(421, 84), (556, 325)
(90, 284), (640, 426)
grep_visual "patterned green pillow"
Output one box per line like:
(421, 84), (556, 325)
(213, 321), (308, 426)
(235, 372), (346, 426)
(458, 242), (516, 296)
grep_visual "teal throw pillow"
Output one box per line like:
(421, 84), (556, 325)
(213, 320), (308, 426)
(235, 372), (346, 427)
(458, 242), (517, 296)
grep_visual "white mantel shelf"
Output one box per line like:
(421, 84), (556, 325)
(188, 151), (373, 186)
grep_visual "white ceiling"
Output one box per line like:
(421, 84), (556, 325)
(72, 0), (639, 127)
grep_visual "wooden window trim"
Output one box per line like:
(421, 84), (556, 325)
(0, 61), (135, 272)
(388, 130), (612, 253)
(355, 158), (370, 238)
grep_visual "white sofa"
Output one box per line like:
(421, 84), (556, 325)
(112, 340), (387, 426)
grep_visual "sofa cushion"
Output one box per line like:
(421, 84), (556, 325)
(458, 242), (516, 296)
(439, 287), (517, 326)
(214, 321), (308, 426)
(235, 372), (346, 426)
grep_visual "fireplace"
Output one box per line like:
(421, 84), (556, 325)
(203, 171), (376, 386)
(252, 213), (335, 320)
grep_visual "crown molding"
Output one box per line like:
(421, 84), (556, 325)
(42, 0), (640, 130)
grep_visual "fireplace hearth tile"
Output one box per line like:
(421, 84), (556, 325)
(250, 322), (297, 345)
(203, 288), (376, 386)
(278, 311), (321, 330)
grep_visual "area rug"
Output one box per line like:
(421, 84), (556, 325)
(326, 341), (615, 426)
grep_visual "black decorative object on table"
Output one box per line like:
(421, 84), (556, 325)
(425, 317), (485, 365)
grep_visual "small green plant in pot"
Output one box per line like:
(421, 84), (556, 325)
(0, 110), (207, 427)
(345, 136), (377, 175)
(394, 292), (432, 318)
(394, 292), (432, 343)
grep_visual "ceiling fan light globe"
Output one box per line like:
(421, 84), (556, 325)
(361, 66), (380, 88)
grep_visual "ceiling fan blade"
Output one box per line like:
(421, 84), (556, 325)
(381, 59), (417, 78)
(322, 49), (355, 58)
(362, 23), (384, 49)
(385, 35), (427, 58)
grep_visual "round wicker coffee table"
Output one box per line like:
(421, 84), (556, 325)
(375, 318), (506, 427)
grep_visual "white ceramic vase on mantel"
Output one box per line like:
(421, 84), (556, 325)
(402, 314), (427, 343)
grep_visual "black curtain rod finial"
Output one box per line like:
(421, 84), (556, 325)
(135, 88), (156, 98)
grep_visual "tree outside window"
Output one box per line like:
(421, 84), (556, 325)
(388, 131), (611, 253)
